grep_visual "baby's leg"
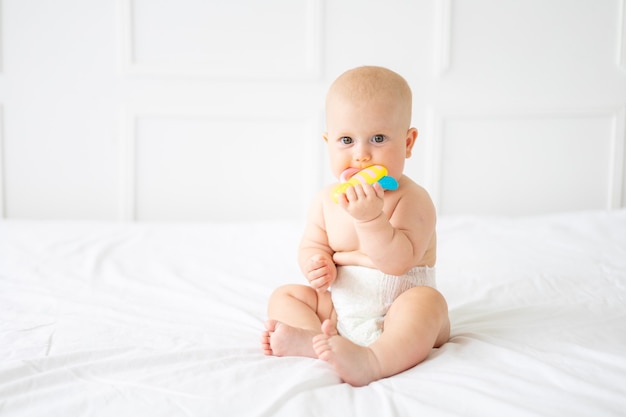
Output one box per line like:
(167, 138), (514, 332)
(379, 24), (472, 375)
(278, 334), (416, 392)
(313, 286), (449, 386)
(261, 284), (334, 358)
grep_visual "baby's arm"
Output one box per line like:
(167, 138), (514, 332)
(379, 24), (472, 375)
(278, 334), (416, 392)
(345, 183), (436, 276)
(298, 193), (337, 292)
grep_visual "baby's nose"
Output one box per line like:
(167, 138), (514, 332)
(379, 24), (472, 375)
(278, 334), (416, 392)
(354, 145), (371, 162)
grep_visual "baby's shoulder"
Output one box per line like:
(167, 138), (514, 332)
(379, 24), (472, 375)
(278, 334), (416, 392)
(393, 177), (436, 213)
(396, 176), (432, 198)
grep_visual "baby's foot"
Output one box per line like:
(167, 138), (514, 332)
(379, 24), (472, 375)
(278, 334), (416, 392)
(312, 320), (382, 387)
(260, 321), (275, 356)
(261, 320), (318, 358)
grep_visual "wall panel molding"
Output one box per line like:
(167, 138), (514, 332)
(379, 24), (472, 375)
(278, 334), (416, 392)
(611, 106), (626, 207)
(433, 0), (452, 76)
(617, 0), (626, 71)
(118, 106), (323, 221)
(0, 105), (4, 218)
(0, 0), (3, 73)
(426, 106), (626, 215)
(116, 0), (323, 80)
(118, 107), (136, 222)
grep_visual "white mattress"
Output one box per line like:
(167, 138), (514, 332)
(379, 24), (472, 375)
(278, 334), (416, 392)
(1, 210), (625, 416)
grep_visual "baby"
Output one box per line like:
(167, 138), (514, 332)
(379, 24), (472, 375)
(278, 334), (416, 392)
(261, 66), (450, 387)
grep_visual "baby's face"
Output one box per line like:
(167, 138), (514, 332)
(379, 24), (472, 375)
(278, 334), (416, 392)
(324, 93), (415, 181)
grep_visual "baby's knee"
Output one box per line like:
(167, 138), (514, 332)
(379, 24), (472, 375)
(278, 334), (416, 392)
(269, 284), (334, 321)
(405, 285), (446, 304)
(270, 283), (317, 304)
(393, 286), (449, 319)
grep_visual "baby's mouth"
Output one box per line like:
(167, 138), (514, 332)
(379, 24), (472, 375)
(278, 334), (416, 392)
(339, 167), (364, 183)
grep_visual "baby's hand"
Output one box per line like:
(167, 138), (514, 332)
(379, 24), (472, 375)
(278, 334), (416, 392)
(338, 182), (385, 222)
(305, 254), (336, 293)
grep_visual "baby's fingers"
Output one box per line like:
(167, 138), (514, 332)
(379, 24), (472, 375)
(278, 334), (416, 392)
(307, 266), (327, 280)
(372, 182), (385, 198)
(310, 276), (330, 292)
(307, 254), (328, 270)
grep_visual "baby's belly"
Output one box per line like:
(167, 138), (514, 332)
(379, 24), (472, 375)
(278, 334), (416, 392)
(333, 249), (436, 269)
(332, 251), (375, 269)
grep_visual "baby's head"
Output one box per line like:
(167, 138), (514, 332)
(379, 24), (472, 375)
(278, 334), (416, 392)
(324, 66), (417, 181)
(326, 66), (413, 130)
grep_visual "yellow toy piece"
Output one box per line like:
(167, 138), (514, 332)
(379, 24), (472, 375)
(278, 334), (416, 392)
(331, 165), (398, 203)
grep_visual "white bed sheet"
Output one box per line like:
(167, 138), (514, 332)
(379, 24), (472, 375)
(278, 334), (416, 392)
(1, 210), (625, 416)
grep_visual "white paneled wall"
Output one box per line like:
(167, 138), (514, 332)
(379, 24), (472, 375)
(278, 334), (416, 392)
(425, 0), (626, 216)
(0, 0), (625, 221)
(119, 0), (323, 79)
(120, 107), (322, 221)
(428, 108), (624, 215)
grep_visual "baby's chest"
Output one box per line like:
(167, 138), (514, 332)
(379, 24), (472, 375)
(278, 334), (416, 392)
(324, 212), (359, 252)
(322, 195), (399, 251)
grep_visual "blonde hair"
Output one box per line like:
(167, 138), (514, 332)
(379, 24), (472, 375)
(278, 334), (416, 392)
(326, 66), (413, 127)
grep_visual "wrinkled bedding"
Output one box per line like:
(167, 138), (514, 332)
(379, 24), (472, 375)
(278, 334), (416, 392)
(1, 210), (625, 416)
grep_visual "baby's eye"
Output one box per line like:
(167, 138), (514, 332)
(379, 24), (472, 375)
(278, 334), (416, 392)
(340, 137), (353, 145)
(371, 135), (386, 143)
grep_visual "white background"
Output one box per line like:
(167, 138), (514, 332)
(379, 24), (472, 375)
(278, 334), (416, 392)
(0, 0), (625, 221)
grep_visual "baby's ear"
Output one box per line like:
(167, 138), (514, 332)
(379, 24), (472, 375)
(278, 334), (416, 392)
(405, 128), (418, 158)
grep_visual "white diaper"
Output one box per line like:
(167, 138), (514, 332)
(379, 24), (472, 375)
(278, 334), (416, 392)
(330, 265), (436, 346)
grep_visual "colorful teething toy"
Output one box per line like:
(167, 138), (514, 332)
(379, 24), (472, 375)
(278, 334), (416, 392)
(331, 165), (399, 203)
